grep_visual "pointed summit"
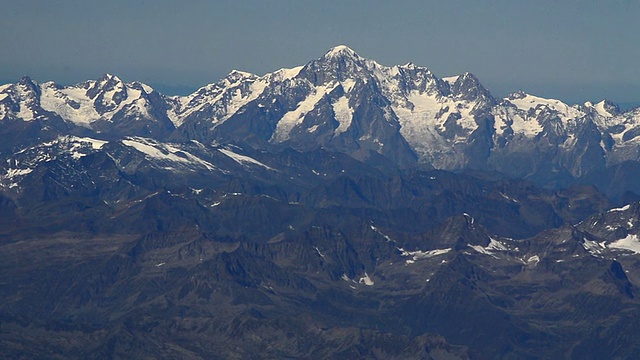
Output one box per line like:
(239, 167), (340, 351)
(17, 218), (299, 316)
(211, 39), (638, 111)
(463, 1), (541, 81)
(223, 69), (258, 85)
(323, 45), (360, 59)
(17, 76), (41, 97)
(227, 69), (256, 78)
(19, 75), (36, 86)
(86, 73), (125, 100)
(300, 45), (372, 85)
(449, 72), (494, 104)
(98, 73), (123, 83)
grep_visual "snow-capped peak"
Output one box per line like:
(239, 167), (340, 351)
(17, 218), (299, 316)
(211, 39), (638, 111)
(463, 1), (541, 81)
(448, 72), (493, 103)
(323, 45), (360, 59)
(216, 69), (259, 89)
(32, 75), (159, 126)
(227, 69), (257, 80)
(167, 67), (269, 127)
(585, 100), (619, 118)
(18, 75), (38, 87)
(129, 81), (154, 94)
(297, 46), (378, 86)
(401, 62), (417, 69)
(100, 73), (122, 82)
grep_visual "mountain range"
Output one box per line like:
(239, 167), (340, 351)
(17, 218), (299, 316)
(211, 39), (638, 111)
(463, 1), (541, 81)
(3, 46), (640, 187)
(2, 46), (640, 359)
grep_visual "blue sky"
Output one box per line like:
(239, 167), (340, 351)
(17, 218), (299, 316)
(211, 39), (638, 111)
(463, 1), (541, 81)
(2, 0), (639, 104)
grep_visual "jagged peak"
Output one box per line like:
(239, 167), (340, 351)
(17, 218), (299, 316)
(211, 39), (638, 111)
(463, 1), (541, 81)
(99, 73), (123, 83)
(83, 73), (128, 101)
(18, 75), (38, 87)
(597, 99), (619, 110)
(90, 73), (126, 92)
(223, 69), (258, 85)
(398, 62), (433, 75)
(506, 90), (528, 100)
(129, 81), (155, 94)
(598, 99), (618, 108)
(432, 213), (491, 249)
(447, 71), (493, 104)
(16, 76), (41, 97)
(453, 72), (482, 86)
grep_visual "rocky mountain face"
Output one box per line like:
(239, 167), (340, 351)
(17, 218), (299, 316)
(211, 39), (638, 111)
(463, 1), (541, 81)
(2, 46), (640, 358)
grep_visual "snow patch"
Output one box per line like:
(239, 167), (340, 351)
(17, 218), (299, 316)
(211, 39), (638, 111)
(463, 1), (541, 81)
(314, 246), (325, 258)
(370, 224), (394, 242)
(400, 247), (451, 264)
(270, 66), (303, 81)
(391, 86), (481, 163)
(609, 234), (640, 254)
(218, 148), (273, 170)
(609, 204), (631, 212)
(332, 96), (353, 135)
(272, 83), (337, 142)
(123, 138), (216, 171)
(582, 238), (606, 255)
(358, 272), (374, 286)
(492, 106), (543, 136)
(340, 79), (356, 93)
(500, 193), (518, 203)
(16, 105), (35, 121)
(593, 100), (614, 117)
(140, 83), (154, 94)
(3, 168), (33, 179)
(73, 137), (108, 150)
(442, 76), (460, 85)
(469, 238), (510, 257)
(65, 137), (108, 159)
(507, 93), (583, 123)
(0, 168), (34, 189)
(487, 238), (508, 251)
(527, 255), (540, 266)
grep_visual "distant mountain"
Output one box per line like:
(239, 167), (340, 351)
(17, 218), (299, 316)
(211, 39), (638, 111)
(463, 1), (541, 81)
(3, 46), (640, 358)
(3, 46), (640, 186)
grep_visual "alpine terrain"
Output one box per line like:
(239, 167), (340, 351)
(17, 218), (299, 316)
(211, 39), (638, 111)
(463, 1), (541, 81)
(2, 46), (640, 359)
